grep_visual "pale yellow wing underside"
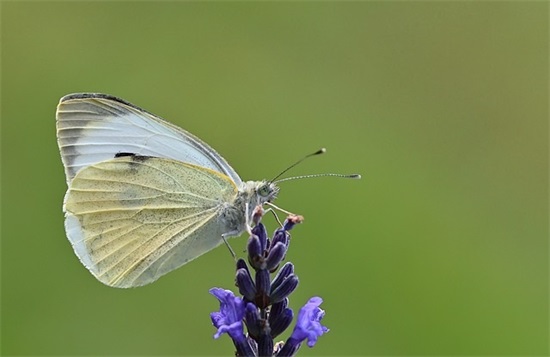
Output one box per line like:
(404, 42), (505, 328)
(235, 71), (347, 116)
(64, 155), (238, 288)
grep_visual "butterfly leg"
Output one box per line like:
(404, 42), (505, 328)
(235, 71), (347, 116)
(262, 207), (284, 229)
(220, 233), (237, 260)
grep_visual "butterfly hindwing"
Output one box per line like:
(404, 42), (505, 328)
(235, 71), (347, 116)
(64, 155), (238, 288)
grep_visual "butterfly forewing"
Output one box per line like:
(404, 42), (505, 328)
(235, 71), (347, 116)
(64, 155), (238, 288)
(56, 93), (242, 186)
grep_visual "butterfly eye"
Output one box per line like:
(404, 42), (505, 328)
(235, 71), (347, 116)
(258, 184), (271, 197)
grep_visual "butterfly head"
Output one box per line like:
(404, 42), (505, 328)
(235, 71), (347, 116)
(238, 181), (279, 213)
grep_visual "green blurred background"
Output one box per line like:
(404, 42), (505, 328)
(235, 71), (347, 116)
(1, 2), (547, 356)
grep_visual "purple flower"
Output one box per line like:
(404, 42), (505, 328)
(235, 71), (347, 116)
(209, 288), (246, 342)
(290, 297), (329, 347)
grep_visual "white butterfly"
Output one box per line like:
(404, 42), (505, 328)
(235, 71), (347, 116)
(56, 93), (279, 288)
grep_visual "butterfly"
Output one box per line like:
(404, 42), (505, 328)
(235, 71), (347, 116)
(56, 93), (280, 288)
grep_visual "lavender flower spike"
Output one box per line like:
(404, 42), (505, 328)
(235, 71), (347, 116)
(211, 210), (330, 356)
(290, 297), (329, 347)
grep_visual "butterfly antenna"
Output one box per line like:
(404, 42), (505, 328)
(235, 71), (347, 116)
(275, 173), (361, 184)
(269, 148), (327, 183)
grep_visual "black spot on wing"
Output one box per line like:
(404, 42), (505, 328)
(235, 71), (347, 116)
(115, 152), (136, 158)
(114, 152), (152, 162)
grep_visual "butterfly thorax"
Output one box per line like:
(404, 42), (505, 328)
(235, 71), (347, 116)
(218, 180), (279, 237)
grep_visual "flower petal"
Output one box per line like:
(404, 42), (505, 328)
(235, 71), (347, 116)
(209, 288), (246, 342)
(289, 296), (329, 348)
